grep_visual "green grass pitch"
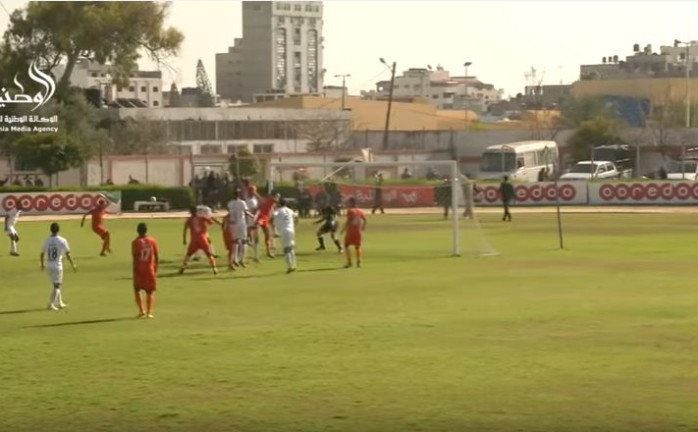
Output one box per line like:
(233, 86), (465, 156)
(2, 211), (698, 432)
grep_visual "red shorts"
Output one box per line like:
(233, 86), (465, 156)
(187, 237), (212, 256)
(258, 217), (271, 228)
(92, 225), (108, 237)
(344, 231), (362, 247)
(134, 272), (156, 292)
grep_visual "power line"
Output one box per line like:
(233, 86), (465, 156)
(0, 1), (11, 17)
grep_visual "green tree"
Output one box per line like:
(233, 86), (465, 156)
(229, 147), (261, 179)
(558, 95), (617, 128)
(2, 1), (183, 99)
(567, 118), (625, 162)
(14, 133), (82, 187)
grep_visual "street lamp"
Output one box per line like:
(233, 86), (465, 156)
(334, 73), (351, 110)
(674, 39), (692, 130)
(380, 57), (397, 150)
(463, 61), (472, 128)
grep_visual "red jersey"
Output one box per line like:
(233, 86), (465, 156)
(346, 208), (366, 233)
(132, 235), (158, 276)
(90, 207), (106, 227)
(187, 215), (211, 239)
(258, 196), (276, 219)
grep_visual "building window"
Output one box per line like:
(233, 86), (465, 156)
(253, 144), (274, 154)
(293, 27), (301, 45)
(309, 18), (316, 27)
(278, 16), (285, 24)
(305, 4), (312, 11)
(128, 86), (135, 92)
(153, 100), (159, 107)
(294, 51), (302, 90)
(307, 29), (318, 93)
(294, 4), (301, 11)
(153, 86), (159, 92)
(200, 144), (222, 154)
(227, 144), (248, 154)
(140, 86), (147, 92)
(276, 28), (287, 89)
(91, 72), (98, 77)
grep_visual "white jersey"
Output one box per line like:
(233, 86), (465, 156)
(245, 197), (259, 213)
(273, 207), (296, 234)
(227, 199), (249, 225)
(41, 235), (71, 268)
(5, 208), (20, 232)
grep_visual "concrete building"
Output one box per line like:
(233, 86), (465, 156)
(523, 84), (573, 108)
(365, 66), (503, 113)
(215, 1), (324, 103)
(579, 41), (698, 81)
(54, 59), (163, 107)
(104, 107), (350, 155)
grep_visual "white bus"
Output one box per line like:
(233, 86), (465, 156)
(478, 140), (559, 182)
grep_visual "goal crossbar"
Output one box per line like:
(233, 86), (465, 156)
(269, 160), (461, 256)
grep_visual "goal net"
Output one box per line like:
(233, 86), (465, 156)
(267, 160), (497, 258)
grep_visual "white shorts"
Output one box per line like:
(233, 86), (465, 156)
(6, 226), (17, 237)
(46, 266), (63, 284)
(233, 223), (247, 241)
(280, 231), (295, 249)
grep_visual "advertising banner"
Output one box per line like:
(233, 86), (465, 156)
(476, 182), (588, 206)
(0, 191), (122, 216)
(588, 181), (698, 205)
(308, 184), (435, 208)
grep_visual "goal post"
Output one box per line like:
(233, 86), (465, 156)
(268, 160), (462, 256)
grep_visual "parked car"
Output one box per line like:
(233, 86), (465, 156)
(560, 161), (629, 180)
(665, 158), (698, 180)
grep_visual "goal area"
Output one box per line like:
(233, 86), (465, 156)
(267, 160), (497, 257)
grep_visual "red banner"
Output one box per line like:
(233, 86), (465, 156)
(307, 184), (435, 208)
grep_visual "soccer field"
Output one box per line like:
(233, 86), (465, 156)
(2, 211), (698, 432)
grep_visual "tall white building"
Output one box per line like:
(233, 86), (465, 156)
(54, 59), (163, 107)
(216, 1), (324, 103)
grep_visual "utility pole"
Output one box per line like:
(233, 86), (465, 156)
(463, 61), (472, 130)
(334, 74), (351, 110)
(380, 58), (396, 150)
(675, 39), (692, 176)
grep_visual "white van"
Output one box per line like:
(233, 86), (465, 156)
(478, 140), (558, 182)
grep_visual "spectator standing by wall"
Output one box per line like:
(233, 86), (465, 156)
(371, 172), (385, 215)
(499, 175), (515, 222)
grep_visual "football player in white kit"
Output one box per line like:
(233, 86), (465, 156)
(5, 202), (22, 256)
(227, 191), (253, 268)
(40, 222), (77, 310)
(272, 198), (298, 273)
(240, 179), (262, 262)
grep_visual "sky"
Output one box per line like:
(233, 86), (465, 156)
(0, 1), (696, 98)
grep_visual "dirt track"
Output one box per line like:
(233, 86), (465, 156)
(18, 205), (698, 222)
